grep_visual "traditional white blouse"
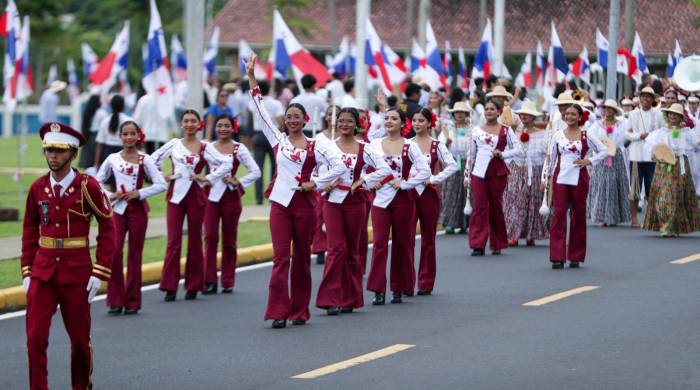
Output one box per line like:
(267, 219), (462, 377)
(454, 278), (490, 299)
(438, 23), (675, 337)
(95, 151), (167, 215)
(368, 138), (431, 208)
(150, 139), (227, 204)
(588, 119), (629, 150)
(468, 126), (522, 179)
(543, 131), (607, 186)
(313, 131), (337, 178)
(625, 107), (665, 162)
(249, 87), (345, 207)
(512, 128), (548, 186)
(204, 142), (261, 202)
(644, 127), (700, 176)
(410, 139), (458, 195)
(438, 122), (472, 160)
(326, 142), (391, 204)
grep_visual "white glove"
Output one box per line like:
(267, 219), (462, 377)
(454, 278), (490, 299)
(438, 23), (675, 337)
(86, 276), (101, 303)
(22, 277), (30, 295)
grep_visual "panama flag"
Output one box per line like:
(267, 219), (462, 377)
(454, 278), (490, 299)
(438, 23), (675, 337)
(89, 21), (129, 93)
(422, 20), (444, 90)
(666, 52), (674, 78)
(669, 39), (682, 77)
(81, 43), (99, 81)
(203, 26), (219, 79)
(329, 35), (349, 77)
(365, 19), (394, 93)
(535, 40), (545, 90)
(569, 47), (590, 84)
(596, 28), (609, 69)
(0, 0), (18, 37)
(550, 22), (568, 79)
(471, 18), (492, 80)
(143, 0), (174, 119)
(272, 10), (331, 89)
(410, 39), (426, 77)
(170, 34), (187, 82)
(631, 32), (648, 80)
(443, 41), (453, 87)
(238, 38), (268, 80)
(67, 58), (80, 103)
(457, 46), (468, 89)
(382, 42), (408, 84)
(2, 0), (20, 110)
(515, 52), (532, 88)
(15, 15), (32, 102)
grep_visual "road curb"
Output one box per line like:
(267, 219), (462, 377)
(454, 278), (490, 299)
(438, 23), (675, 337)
(0, 227), (382, 313)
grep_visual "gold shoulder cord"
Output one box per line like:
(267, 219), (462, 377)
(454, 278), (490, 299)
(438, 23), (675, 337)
(69, 175), (113, 220)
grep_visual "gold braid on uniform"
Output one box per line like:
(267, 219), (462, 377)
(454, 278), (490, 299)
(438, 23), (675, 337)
(68, 175), (113, 220)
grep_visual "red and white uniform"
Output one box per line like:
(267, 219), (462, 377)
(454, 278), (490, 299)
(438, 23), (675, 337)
(310, 131), (336, 255)
(366, 138), (430, 294)
(249, 87), (344, 322)
(316, 141), (391, 309)
(96, 152), (167, 310)
(202, 142), (260, 289)
(543, 130), (606, 263)
(410, 139), (457, 293)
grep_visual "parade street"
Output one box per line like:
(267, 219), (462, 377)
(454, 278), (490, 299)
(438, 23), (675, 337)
(0, 226), (698, 390)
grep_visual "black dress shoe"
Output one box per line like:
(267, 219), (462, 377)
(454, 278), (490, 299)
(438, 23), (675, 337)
(291, 319), (306, 325)
(417, 290), (431, 296)
(272, 320), (286, 329)
(221, 288), (233, 294)
(202, 283), (217, 295)
(403, 291), (414, 297)
(108, 307), (123, 315)
(471, 248), (485, 256)
(569, 262), (580, 268)
(164, 291), (176, 302)
(492, 249), (502, 255)
(391, 292), (403, 304)
(315, 252), (326, 265)
(340, 307), (353, 313)
(372, 292), (385, 306)
(123, 309), (138, 315)
(326, 307), (340, 316)
(551, 262), (564, 269)
(184, 291), (197, 300)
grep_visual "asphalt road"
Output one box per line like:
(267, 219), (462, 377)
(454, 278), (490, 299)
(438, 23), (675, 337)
(1, 226), (699, 390)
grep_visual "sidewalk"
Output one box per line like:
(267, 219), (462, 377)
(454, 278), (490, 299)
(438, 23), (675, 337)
(0, 204), (271, 261)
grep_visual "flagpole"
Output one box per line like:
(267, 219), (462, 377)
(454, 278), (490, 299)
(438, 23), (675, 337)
(185, 0), (204, 114)
(355, 0), (370, 109)
(16, 100), (28, 201)
(606, 0), (620, 100)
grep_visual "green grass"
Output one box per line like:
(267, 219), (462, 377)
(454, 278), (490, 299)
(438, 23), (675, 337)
(0, 136), (274, 238)
(0, 220), (271, 289)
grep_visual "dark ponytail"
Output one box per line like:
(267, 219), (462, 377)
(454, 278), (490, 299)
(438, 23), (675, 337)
(108, 95), (125, 134)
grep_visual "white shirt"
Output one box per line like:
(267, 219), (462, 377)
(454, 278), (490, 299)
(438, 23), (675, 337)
(543, 131), (607, 186)
(247, 95), (284, 132)
(326, 142), (391, 204)
(326, 79), (344, 100)
(204, 142), (261, 202)
(412, 139), (458, 195)
(468, 126), (523, 179)
(513, 128), (548, 186)
(133, 94), (175, 143)
(95, 152), (168, 215)
(249, 87), (345, 207)
(39, 90), (59, 124)
(334, 94), (358, 109)
(626, 107), (665, 162)
(290, 92), (328, 131)
(313, 132), (337, 177)
(368, 138), (431, 208)
(439, 122), (472, 159)
(588, 119), (629, 150)
(96, 113), (135, 147)
(49, 169), (77, 197)
(150, 139), (227, 204)
(90, 108), (109, 133)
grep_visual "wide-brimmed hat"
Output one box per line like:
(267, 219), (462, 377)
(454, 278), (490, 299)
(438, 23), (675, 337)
(621, 98), (634, 106)
(223, 82), (237, 92)
(638, 86), (657, 98)
(554, 92), (575, 105)
(688, 96), (699, 103)
(49, 80), (67, 93)
(601, 99), (623, 115)
(514, 101), (542, 117)
(448, 101), (472, 113)
(486, 85), (513, 99)
(661, 103), (685, 118)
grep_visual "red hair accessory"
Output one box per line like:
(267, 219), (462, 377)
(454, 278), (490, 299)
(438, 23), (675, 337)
(401, 117), (412, 137)
(304, 113), (310, 122)
(578, 110), (590, 127)
(361, 109), (371, 131)
(232, 118), (239, 134)
(605, 125), (613, 135)
(138, 130), (146, 145)
(519, 132), (529, 143)
(198, 119), (205, 131)
(430, 112), (438, 129)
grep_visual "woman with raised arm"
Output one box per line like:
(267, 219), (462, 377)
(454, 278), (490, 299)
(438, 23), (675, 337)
(542, 104), (607, 269)
(316, 107), (390, 315)
(246, 54), (345, 329)
(96, 121), (167, 315)
(366, 90), (431, 305)
(201, 115), (261, 295)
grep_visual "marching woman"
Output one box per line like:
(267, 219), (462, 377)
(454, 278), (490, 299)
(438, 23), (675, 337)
(367, 91), (431, 305)
(96, 121), (167, 314)
(465, 99), (522, 256)
(356, 108), (375, 273)
(316, 107), (390, 315)
(151, 110), (218, 301)
(587, 100), (632, 227)
(642, 103), (700, 236)
(503, 101), (549, 247)
(202, 115), (261, 295)
(410, 108), (457, 295)
(438, 101), (472, 235)
(542, 104), (607, 269)
(246, 54), (345, 329)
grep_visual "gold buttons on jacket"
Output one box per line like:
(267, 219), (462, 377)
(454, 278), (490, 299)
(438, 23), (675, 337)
(55, 257), (60, 262)
(55, 206), (60, 210)
(55, 223), (60, 227)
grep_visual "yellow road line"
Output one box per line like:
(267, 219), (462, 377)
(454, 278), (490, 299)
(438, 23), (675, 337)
(523, 286), (599, 307)
(670, 253), (700, 265)
(292, 344), (415, 379)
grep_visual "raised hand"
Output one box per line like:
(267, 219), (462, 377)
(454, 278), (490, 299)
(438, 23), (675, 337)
(245, 53), (257, 76)
(375, 89), (388, 111)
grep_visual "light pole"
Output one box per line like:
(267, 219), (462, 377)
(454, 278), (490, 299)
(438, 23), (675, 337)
(355, 0), (370, 109)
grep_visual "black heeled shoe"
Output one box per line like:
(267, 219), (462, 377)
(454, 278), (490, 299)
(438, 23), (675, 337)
(471, 248), (485, 256)
(272, 320), (286, 329)
(292, 319), (307, 325)
(184, 291), (197, 300)
(202, 283), (217, 295)
(221, 287), (233, 294)
(164, 291), (176, 302)
(108, 306), (123, 315)
(417, 290), (431, 296)
(340, 307), (353, 313)
(326, 307), (340, 316)
(492, 249), (501, 255)
(315, 252), (326, 265)
(569, 262), (580, 269)
(372, 292), (385, 306)
(551, 262), (564, 269)
(391, 292), (403, 304)
(123, 308), (138, 315)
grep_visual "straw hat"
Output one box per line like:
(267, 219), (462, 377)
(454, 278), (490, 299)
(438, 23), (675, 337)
(449, 101), (472, 113)
(621, 98), (633, 106)
(601, 99), (623, 115)
(652, 144), (676, 165)
(661, 103), (685, 118)
(639, 86), (657, 98)
(688, 96), (699, 103)
(514, 101), (542, 117)
(485, 85), (513, 99)
(49, 80), (67, 93)
(223, 82), (238, 92)
(554, 92), (575, 105)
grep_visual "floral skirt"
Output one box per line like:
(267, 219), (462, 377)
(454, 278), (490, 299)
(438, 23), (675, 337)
(588, 150), (631, 225)
(643, 156), (700, 234)
(439, 163), (469, 230)
(503, 163), (549, 241)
